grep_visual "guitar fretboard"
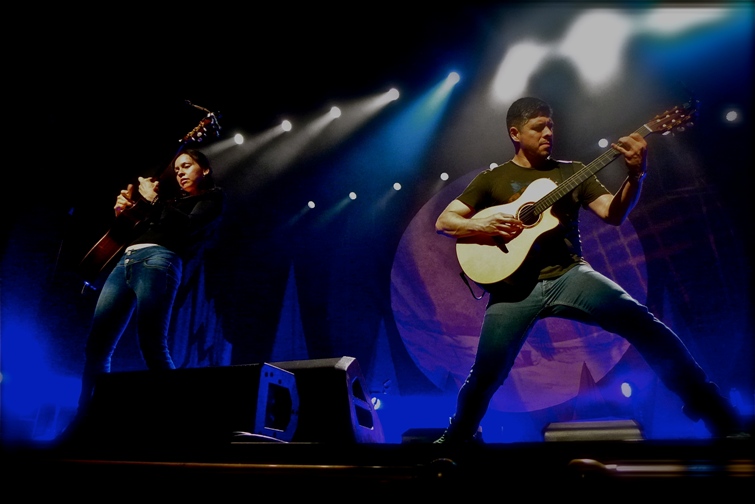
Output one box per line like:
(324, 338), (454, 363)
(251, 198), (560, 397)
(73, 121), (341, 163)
(521, 123), (653, 222)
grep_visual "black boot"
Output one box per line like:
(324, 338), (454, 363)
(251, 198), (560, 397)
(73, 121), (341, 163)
(433, 417), (484, 445)
(682, 382), (749, 439)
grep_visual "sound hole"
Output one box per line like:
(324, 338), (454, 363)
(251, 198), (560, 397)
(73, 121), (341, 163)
(518, 203), (540, 227)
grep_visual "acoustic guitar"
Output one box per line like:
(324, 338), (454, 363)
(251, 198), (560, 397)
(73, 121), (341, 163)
(455, 102), (697, 287)
(77, 112), (221, 289)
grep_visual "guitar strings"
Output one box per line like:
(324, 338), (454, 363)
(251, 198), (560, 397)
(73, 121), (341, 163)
(517, 106), (689, 226)
(518, 124), (648, 224)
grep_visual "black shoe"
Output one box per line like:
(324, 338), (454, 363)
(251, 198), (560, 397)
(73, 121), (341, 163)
(432, 431), (457, 444)
(725, 431), (751, 440)
(433, 428), (484, 445)
(682, 382), (745, 438)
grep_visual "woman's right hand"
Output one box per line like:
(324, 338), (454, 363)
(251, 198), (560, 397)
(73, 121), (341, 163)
(114, 184), (135, 217)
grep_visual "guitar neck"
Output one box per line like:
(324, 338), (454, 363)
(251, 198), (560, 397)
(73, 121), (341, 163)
(533, 123), (653, 215)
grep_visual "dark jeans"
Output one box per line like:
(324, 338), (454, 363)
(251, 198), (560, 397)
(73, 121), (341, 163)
(78, 245), (182, 411)
(450, 264), (737, 437)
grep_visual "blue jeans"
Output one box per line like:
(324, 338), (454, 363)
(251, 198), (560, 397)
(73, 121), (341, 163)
(78, 246), (182, 410)
(451, 263), (726, 436)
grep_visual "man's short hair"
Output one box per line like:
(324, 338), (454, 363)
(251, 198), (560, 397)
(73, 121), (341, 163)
(506, 97), (552, 130)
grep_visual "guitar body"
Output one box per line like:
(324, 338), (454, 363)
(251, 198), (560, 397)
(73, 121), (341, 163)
(456, 177), (560, 286)
(77, 200), (151, 285)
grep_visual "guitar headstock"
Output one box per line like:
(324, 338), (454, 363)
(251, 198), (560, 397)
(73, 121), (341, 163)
(180, 112), (222, 144)
(645, 100), (698, 135)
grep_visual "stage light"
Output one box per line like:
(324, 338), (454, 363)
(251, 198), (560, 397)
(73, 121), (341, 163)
(349, 192), (357, 200)
(726, 110), (738, 122)
(329, 106), (342, 119)
(639, 6), (729, 35)
(490, 5), (733, 104)
(621, 381), (633, 398)
(234, 133), (244, 145)
(598, 138), (609, 148)
(557, 10), (633, 88)
(371, 88), (401, 109)
(307, 201), (316, 209)
(491, 41), (550, 103)
(446, 71), (460, 86)
(393, 182), (401, 191)
(440, 172), (449, 181)
(281, 120), (292, 132)
(489, 162), (498, 169)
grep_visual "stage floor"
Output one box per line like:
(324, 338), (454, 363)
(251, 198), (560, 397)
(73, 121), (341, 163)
(4, 435), (753, 496)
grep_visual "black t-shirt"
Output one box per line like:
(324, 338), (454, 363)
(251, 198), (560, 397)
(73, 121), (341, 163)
(131, 187), (226, 259)
(457, 158), (609, 281)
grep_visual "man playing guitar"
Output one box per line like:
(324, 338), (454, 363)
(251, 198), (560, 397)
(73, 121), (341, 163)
(433, 96), (746, 443)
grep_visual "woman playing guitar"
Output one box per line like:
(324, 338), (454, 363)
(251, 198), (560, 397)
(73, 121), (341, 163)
(68, 146), (225, 433)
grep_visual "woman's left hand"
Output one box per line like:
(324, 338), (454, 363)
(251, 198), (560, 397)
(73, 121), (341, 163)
(137, 176), (160, 203)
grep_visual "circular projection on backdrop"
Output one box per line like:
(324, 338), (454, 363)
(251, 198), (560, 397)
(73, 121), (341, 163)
(390, 170), (647, 412)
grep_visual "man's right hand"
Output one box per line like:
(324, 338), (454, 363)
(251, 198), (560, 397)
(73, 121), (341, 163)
(114, 183), (135, 216)
(478, 212), (524, 242)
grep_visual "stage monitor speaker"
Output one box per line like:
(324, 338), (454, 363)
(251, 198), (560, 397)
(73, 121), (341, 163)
(75, 363), (299, 449)
(543, 419), (644, 442)
(271, 356), (385, 444)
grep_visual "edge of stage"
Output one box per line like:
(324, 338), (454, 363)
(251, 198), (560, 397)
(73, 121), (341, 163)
(4, 434), (753, 495)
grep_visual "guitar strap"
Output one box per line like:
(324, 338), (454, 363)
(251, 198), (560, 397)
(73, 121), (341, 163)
(459, 271), (485, 301)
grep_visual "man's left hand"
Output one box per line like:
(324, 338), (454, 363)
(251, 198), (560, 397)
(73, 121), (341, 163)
(612, 132), (647, 180)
